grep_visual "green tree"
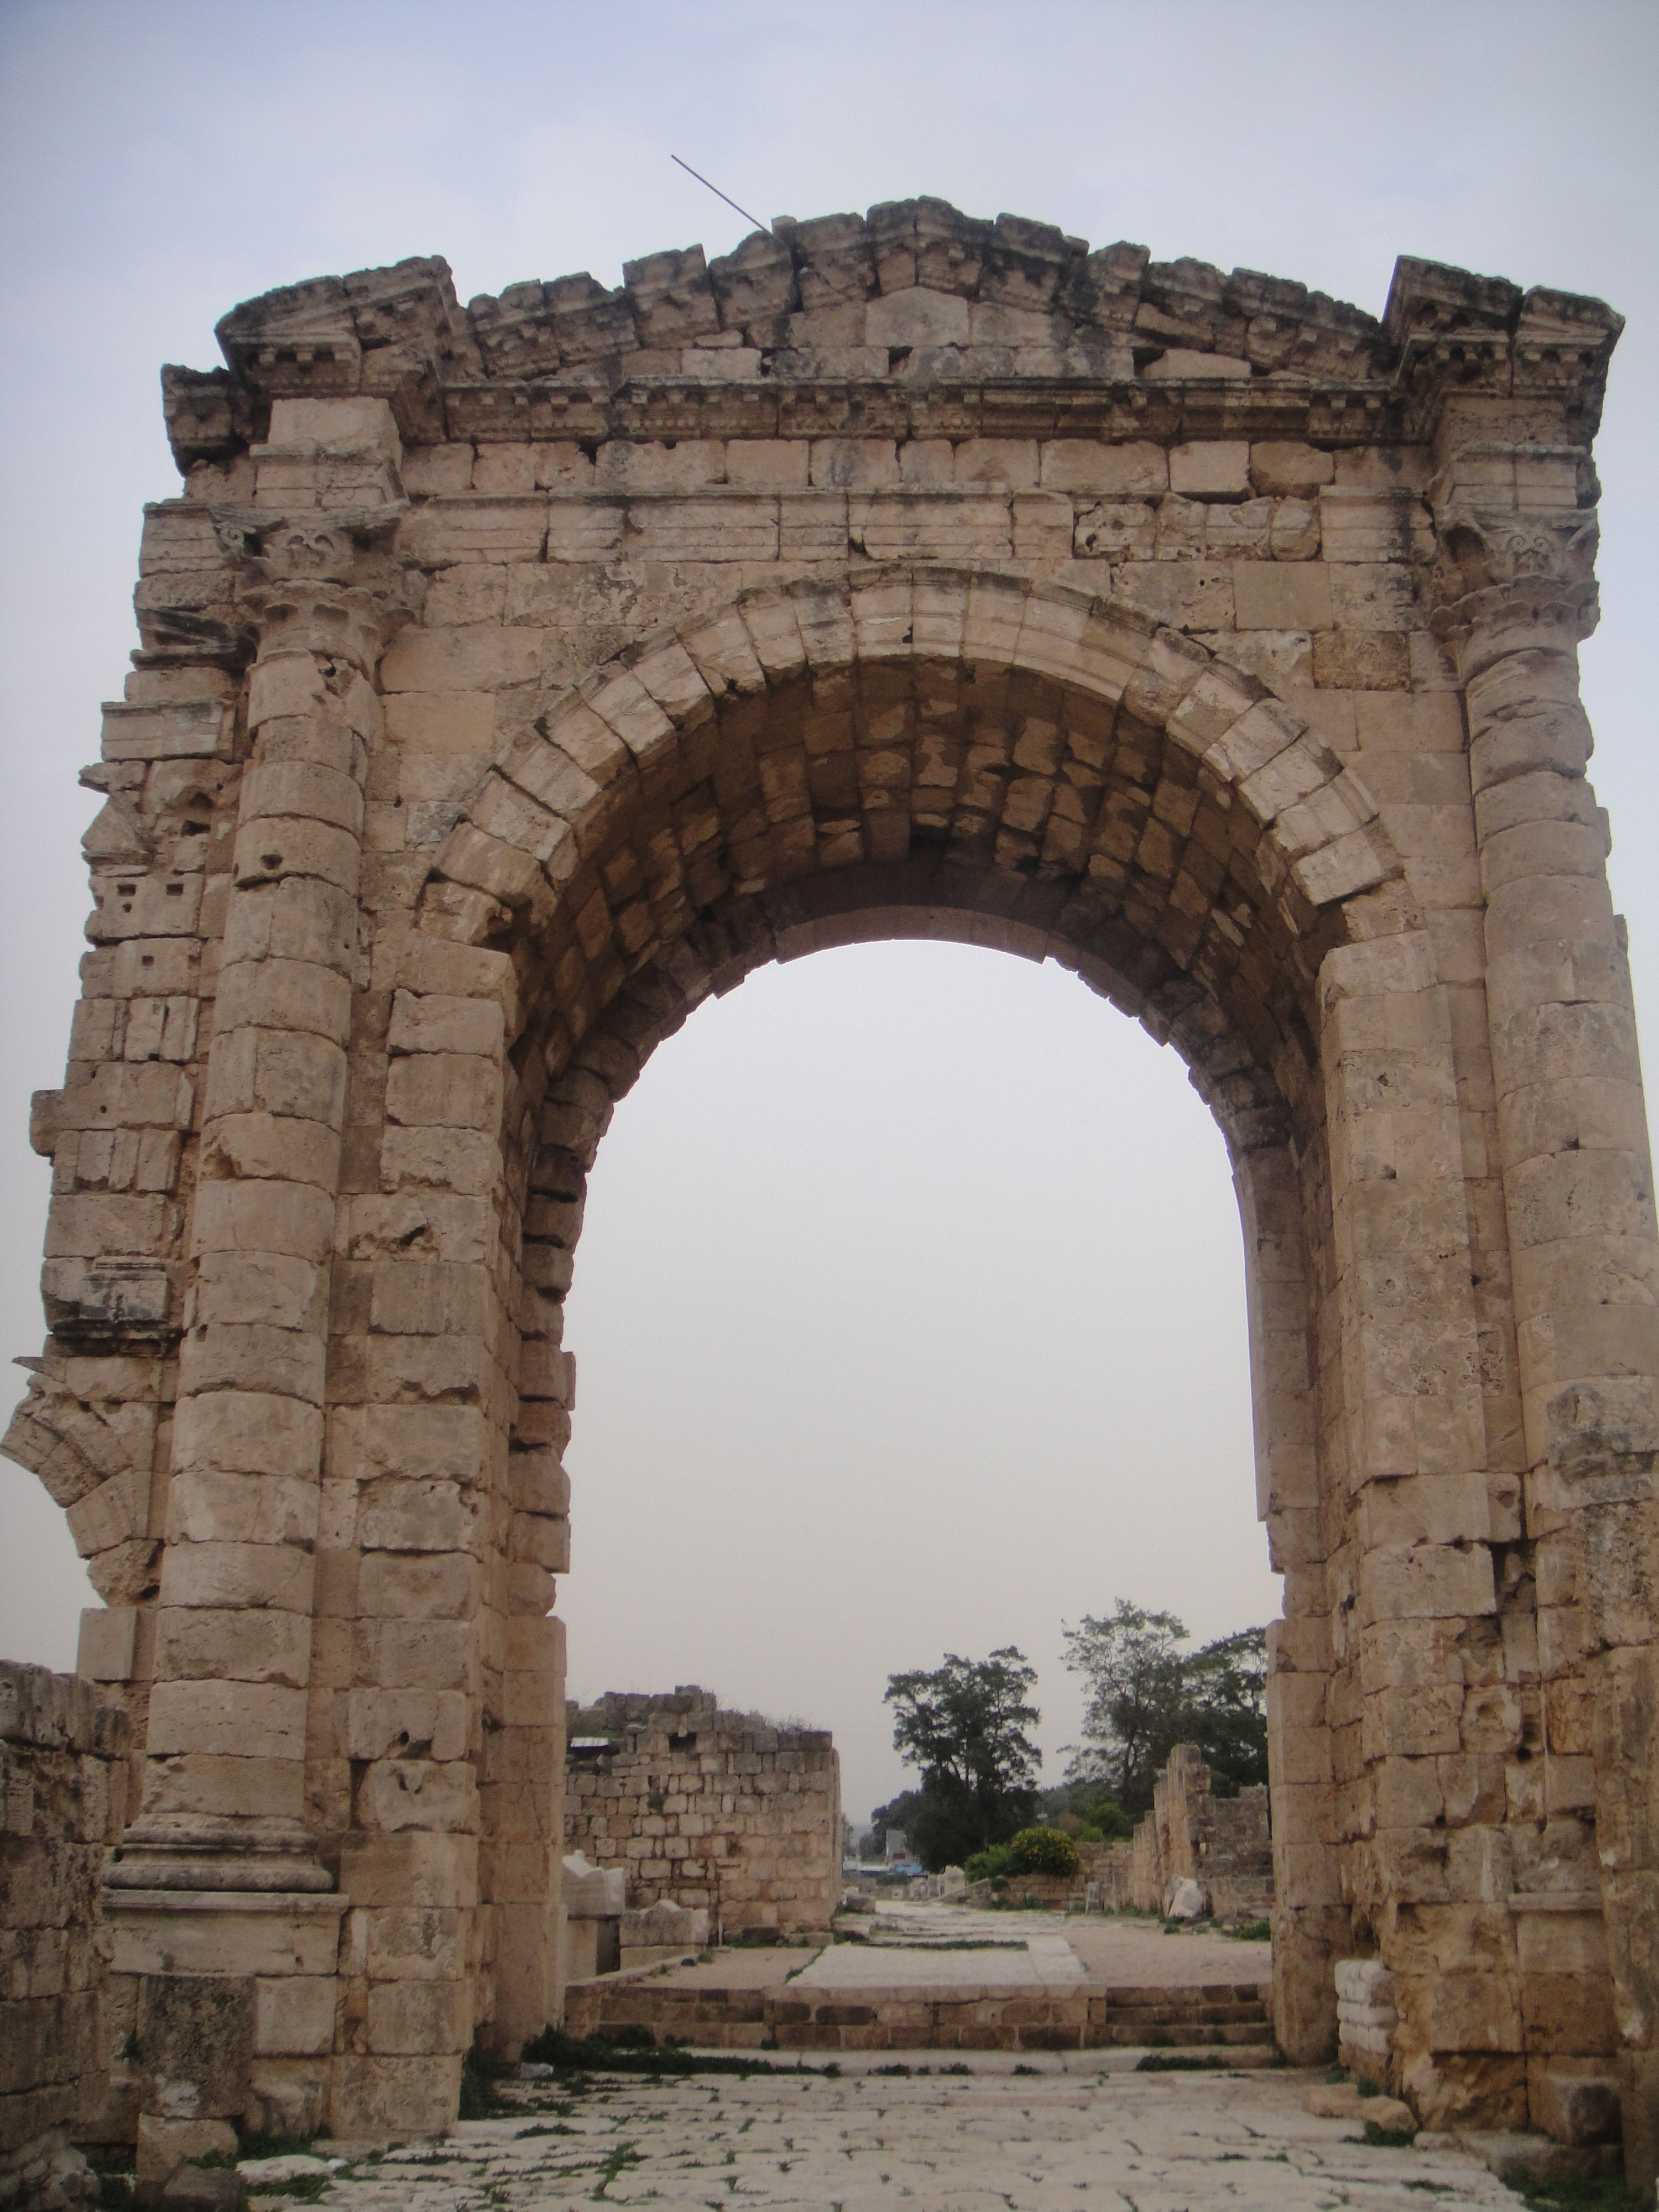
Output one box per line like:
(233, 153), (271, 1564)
(1179, 1625), (1269, 1797)
(1061, 1603), (1187, 1814)
(1061, 1603), (1269, 1814)
(883, 1647), (1042, 1869)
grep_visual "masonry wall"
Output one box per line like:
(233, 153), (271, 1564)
(564, 1689), (840, 1937)
(1, 1661), (127, 2202)
(1095, 1745), (1275, 1919)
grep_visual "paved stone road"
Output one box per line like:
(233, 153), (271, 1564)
(291, 2063), (1521, 2212)
(647, 1903), (1270, 1997)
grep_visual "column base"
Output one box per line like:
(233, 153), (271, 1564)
(106, 1890), (349, 2151)
(106, 1817), (334, 1893)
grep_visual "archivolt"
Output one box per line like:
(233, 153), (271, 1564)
(414, 566), (1408, 1156)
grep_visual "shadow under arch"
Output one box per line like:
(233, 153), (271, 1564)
(396, 565), (1427, 2061)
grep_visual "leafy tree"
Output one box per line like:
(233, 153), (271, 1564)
(1061, 1603), (1187, 1814)
(1179, 1625), (1269, 1797)
(1038, 1780), (1134, 1840)
(1062, 1603), (1268, 1814)
(883, 1647), (1041, 1869)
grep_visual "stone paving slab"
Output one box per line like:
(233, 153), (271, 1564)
(794, 1934), (1083, 1990)
(643, 1903), (1269, 1997)
(303, 2065), (1524, 2212)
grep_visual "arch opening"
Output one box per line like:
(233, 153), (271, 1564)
(555, 932), (1280, 1838)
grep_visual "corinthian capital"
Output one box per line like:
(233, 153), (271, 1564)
(1428, 507), (1600, 677)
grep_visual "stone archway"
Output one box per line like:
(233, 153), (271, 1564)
(387, 564), (1430, 2071)
(6, 206), (1655, 2178)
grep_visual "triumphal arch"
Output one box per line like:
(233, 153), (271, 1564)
(5, 200), (1655, 2169)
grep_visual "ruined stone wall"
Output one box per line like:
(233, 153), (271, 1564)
(1, 200), (1652, 2177)
(1, 1662), (127, 2205)
(1092, 1745), (1274, 1919)
(564, 1689), (839, 1936)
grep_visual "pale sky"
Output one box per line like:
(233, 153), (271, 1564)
(1, 0), (1655, 1824)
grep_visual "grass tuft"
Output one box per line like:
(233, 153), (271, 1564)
(1363, 2122), (1418, 2148)
(1509, 2174), (1646, 2212)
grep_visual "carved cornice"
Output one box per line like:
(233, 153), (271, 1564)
(160, 212), (1624, 472)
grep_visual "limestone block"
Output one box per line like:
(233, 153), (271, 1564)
(866, 290), (969, 348)
(849, 492), (1011, 562)
(328, 2052), (463, 2135)
(154, 1606), (311, 1688)
(361, 1903), (466, 1981)
(337, 1831), (479, 1910)
(77, 1605), (139, 1683)
(1251, 442), (1335, 495)
(341, 1690), (470, 1762)
(357, 1478), (484, 1557)
(594, 441), (724, 492)
(508, 1512), (570, 1573)
(137, 1755), (302, 1825)
(1114, 561), (1233, 628)
(562, 1852), (627, 1918)
(101, 700), (232, 765)
(1039, 441), (1167, 494)
(360, 1403), (493, 1485)
(156, 1539), (311, 1613)
(138, 1972), (255, 2120)
(399, 498), (546, 566)
(1170, 441), (1250, 497)
(1233, 561), (1333, 629)
(145, 1681), (306, 1761)
(379, 624), (542, 696)
(726, 441), (809, 491)
(358, 1759), (478, 1835)
(1074, 500), (1156, 560)
(1531, 2067), (1623, 2145)
(1318, 488), (1420, 563)
(364, 1976), (471, 2054)
(357, 1551), (482, 1621)
(253, 1976), (337, 2058)
(384, 690), (497, 756)
(809, 440), (899, 489)
(1426, 1968), (1524, 2052)
(1336, 566), (1416, 637)
(136, 2116), (239, 2185)
(87, 869), (204, 942)
(171, 1395), (323, 1490)
(384, 1051), (502, 1131)
(403, 445), (473, 495)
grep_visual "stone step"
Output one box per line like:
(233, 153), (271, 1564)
(566, 1978), (1275, 2054)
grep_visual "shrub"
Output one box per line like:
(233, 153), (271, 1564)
(1007, 1828), (1082, 1877)
(963, 1843), (1015, 1883)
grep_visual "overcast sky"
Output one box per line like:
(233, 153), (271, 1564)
(1, 1), (1655, 1824)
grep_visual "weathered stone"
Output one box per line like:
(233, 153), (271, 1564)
(2, 206), (1649, 2189)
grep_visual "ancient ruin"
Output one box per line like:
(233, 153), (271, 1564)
(1, 1662), (129, 2205)
(564, 1688), (840, 1938)
(1, 197), (1653, 2183)
(1077, 1743), (1276, 1922)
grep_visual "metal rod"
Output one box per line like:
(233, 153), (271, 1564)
(671, 154), (769, 236)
